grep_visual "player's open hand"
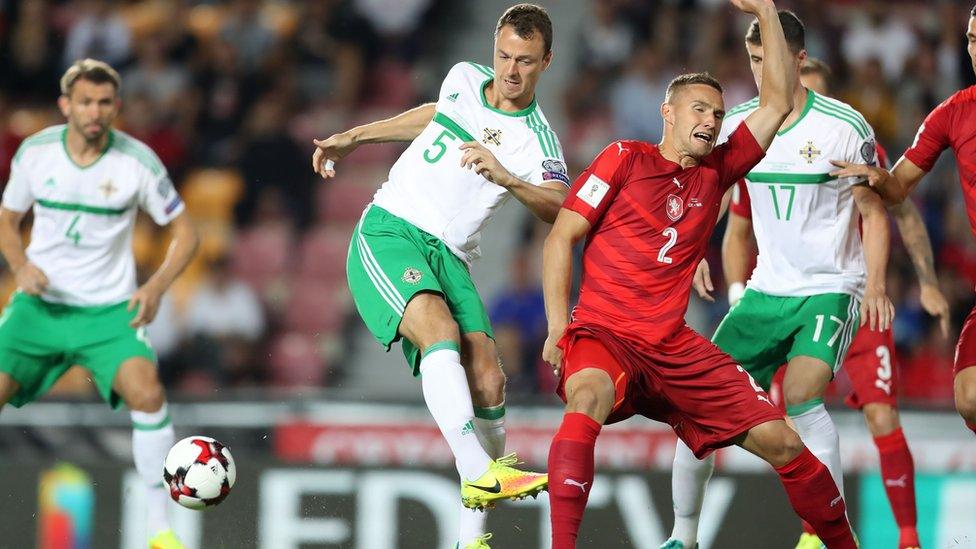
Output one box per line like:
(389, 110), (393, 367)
(312, 132), (357, 179)
(459, 142), (515, 188)
(543, 329), (565, 377)
(692, 258), (715, 302)
(829, 160), (887, 189)
(860, 287), (894, 332)
(128, 281), (164, 328)
(730, 0), (776, 16)
(14, 262), (49, 295)
(920, 283), (951, 338)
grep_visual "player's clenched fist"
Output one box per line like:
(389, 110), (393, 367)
(543, 331), (564, 377)
(14, 262), (49, 295)
(459, 141), (516, 188)
(730, 0), (776, 15)
(860, 286), (894, 332)
(311, 132), (358, 179)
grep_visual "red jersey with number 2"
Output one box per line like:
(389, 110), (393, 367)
(563, 124), (766, 345)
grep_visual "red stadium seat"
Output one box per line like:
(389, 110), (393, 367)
(283, 278), (349, 336)
(231, 223), (294, 294)
(268, 332), (327, 387)
(297, 227), (350, 280)
(316, 179), (379, 226)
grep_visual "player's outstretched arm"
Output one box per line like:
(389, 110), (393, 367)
(0, 207), (48, 295)
(853, 186), (894, 332)
(129, 212), (198, 327)
(722, 211), (755, 305)
(830, 156), (927, 205)
(734, 0), (795, 149)
(311, 102), (437, 178)
(888, 198), (950, 337)
(542, 209), (590, 375)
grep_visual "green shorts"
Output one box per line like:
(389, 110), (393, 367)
(346, 205), (493, 374)
(711, 289), (860, 390)
(0, 292), (156, 409)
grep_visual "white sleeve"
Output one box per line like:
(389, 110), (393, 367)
(844, 123), (878, 188)
(2, 151), (34, 212)
(138, 168), (184, 225)
(526, 120), (569, 187)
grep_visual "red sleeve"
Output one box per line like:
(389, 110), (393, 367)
(730, 179), (751, 219)
(562, 141), (634, 226)
(903, 100), (951, 172)
(875, 142), (890, 170)
(708, 123), (766, 189)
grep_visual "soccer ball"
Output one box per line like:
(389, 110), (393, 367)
(163, 435), (236, 510)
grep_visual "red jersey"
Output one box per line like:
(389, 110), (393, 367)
(563, 124), (765, 345)
(730, 142), (891, 220)
(904, 85), (976, 236)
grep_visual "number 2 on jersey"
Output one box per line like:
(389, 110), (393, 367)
(65, 214), (82, 245)
(423, 130), (458, 164)
(657, 227), (678, 264)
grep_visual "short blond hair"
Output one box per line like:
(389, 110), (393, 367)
(60, 58), (121, 96)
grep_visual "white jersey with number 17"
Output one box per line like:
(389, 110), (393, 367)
(2, 125), (184, 306)
(372, 61), (568, 264)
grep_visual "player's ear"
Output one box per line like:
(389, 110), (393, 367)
(661, 102), (673, 124)
(57, 95), (70, 118)
(541, 50), (553, 71)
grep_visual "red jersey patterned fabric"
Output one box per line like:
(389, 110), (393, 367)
(562, 123), (765, 345)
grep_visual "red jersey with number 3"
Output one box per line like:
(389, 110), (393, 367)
(904, 85), (976, 236)
(563, 124), (766, 345)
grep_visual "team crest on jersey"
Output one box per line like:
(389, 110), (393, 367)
(799, 140), (821, 164)
(666, 194), (684, 221)
(860, 139), (877, 164)
(99, 179), (118, 198)
(402, 267), (423, 285)
(482, 128), (502, 146)
(157, 177), (174, 199)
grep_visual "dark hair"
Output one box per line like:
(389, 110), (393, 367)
(496, 3), (553, 55)
(745, 10), (805, 54)
(800, 57), (831, 81)
(60, 58), (121, 95)
(665, 72), (723, 102)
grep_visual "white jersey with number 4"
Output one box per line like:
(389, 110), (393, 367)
(2, 125), (184, 306)
(719, 89), (877, 298)
(372, 61), (568, 264)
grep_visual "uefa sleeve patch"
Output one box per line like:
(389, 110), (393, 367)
(576, 174), (610, 208)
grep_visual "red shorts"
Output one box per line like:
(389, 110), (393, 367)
(955, 305), (976, 376)
(556, 324), (784, 459)
(842, 326), (899, 410)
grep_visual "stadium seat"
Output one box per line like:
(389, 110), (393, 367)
(364, 59), (416, 108)
(268, 331), (328, 387)
(282, 278), (348, 336)
(181, 168), (244, 223)
(297, 227), (350, 280)
(317, 178), (380, 226)
(231, 222), (294, 294)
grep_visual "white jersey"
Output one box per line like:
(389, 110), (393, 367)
(2, 125), (184, 306)
(372, 62), (568, 264)
(719, 90), (877, 298)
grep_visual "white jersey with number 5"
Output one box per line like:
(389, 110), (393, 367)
(2, 125), (184, 306)
(718, 90), (877, 298)
(371, 62), (568, 264)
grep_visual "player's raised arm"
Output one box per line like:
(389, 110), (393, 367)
(735, 0), (795, 148)
(542, 208), (591, 373)
(312, 102), (436, 178)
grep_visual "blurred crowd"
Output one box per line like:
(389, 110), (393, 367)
(0, 0), (971, 408)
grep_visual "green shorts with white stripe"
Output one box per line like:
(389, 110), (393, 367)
(346, 205), (493, 375)
(711, 289), (860, 390)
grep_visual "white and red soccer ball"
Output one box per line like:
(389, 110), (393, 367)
(163, 436), (236, 510)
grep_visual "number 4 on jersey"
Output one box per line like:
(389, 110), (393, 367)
(65, 214), (82, 245)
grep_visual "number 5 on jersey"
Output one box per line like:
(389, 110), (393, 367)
(424, 130), (458, 164)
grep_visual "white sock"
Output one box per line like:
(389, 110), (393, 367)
(420, 346), (492, 481)
(131, 402), (175, 537)
(789, 401), (845, 498)
(669, 438), (715, 547)
(458, 404), (507, 546)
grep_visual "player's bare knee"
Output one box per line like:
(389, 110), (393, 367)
(765, 428), (804, 467)
(565, 370), (614, 422)
(782, 384), (821, 408)
(127, 383), (166, 413)
(402, 293), (460, 349)
(863, 403), (899, 437)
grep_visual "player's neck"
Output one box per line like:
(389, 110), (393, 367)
(483, 80), (534, 113)
(778, 84), (811, 132)
(64, 126), (111, 167)
(658, 138), (700, 169)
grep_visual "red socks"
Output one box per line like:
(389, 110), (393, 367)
(548, 413), (601, 549)
(775, 447), (857, 549)
(874, 428), (919, 548)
